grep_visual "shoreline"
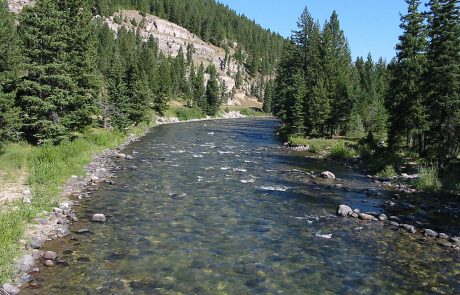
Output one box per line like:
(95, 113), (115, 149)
(1, 112), (271, 293)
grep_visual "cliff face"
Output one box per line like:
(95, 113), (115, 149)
(7, 2), (262, 106)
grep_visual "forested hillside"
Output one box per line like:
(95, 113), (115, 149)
(270, 0), (459, 190)
(0, 0), (286, 145)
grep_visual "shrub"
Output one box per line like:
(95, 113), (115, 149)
(377, 165), (396, 178)
(414, 164), (441, 192)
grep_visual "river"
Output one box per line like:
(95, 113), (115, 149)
(24, 118), (459, 294)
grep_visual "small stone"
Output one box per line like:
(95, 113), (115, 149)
(401, 224), (416, 233)
(126, 155), (134, 160)
(76, 228), (90, 234)
(42, 251), (57, 260)
(438, 233), (449, 240)
(44, 260), (55, 267)
(337, 205), (353, 217)
(31, 267), (40, 273)
(320, 171), (336, 179)
(23, 189), (31, 196)
(315, 233), (332, 239)
(389, 216), (400, 221)
(116, 153), (126, 159)
(92, 213), (107, 222)
(53, 208), (63, 214)
(57, 228), (70, 238)
(32, 250), (43, 260)
(449, 237), (460, 246)
(389, 221), (400, 227)
(30, 240), (43, 249)
(91, 176), (100, 183)
(378, 214), (388, 221)
(350, 212), (359, 218)
(353, 208), (361, 214)
(2, 283), (20, 295)
(19, 274), (33, 284)
(423, 229), (438, 237)
(23, 196), (32, 204)
(358, 213), (375, 221)
(438, 241), (453, 248)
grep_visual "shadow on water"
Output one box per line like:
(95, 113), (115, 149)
(24, 118), (459, 295)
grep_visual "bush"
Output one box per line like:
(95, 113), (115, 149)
(414, 164), (441, 192)
(175, 107), (206, 121)
(330, 142), (356, 159)
(377, 165), (396, 178)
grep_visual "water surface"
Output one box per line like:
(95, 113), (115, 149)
(26, 119), (459, 294)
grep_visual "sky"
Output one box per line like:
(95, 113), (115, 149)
(218, 0), (409, 61)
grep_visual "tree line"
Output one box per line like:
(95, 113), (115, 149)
(0, 0), (282, 145)
(270, 0), (459, 168)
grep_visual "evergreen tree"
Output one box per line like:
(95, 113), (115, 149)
(205, 64), (220, 116)
(262, 80), (274, 113)
(290, 73), (306, 135)
(17, 0), (77, 144)
(155, 59), (171, 115)
(0, 0), (22, 142)
(193, 63), (206, 110)
(387, 0), (428, 155)
(425, 0), (460, 166)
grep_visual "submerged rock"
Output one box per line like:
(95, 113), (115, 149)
(320, 171), (336, 179)
(19, 254), (35, 272)
(315, 233), (332, 239)
(337, 205), (353, 217)
(92, 214), (107, 222)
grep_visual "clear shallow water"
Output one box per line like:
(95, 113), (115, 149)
(26, 119), (459, 294)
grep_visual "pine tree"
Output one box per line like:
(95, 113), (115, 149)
(205, 64), (220, 116)
(17, 0), (77, 144)
(193, 63), (206, 110)
(0, 0), (22, 142)
(155, 59), (171, 115)
(425, 0), (460, 166)
(290, 73), (306, 135)
(387, 0), (428, 155)
(262, 80), (274, 113)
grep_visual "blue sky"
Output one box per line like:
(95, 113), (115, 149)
(218, 0), (409, 61)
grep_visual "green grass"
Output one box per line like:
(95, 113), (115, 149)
(287, 136), (356, 158)
(0, 128), (141, 283)
(413, 164), (441, 192)
(173, 107), (206, 121)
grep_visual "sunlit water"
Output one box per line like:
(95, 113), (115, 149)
(26, 119), (459, 294)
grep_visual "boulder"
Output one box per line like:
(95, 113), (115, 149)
(401, 224), (416, 233)
(2, 283), (20, 295)
(92, 213), (107, 222)
(19, 254), (35, 272)
(337, 205), (353, 217)
(320, 171), (336, 179)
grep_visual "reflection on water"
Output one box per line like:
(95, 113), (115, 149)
(25, 119), (459, 295)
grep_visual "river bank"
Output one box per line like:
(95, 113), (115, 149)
(0, 108), (267, 293)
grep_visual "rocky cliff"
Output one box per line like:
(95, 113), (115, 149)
(7, 1), (262, 106)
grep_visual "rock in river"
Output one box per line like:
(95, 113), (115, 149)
(320, 171), (336, 179)
(337, 205), (353, 217)
(358, 213), (376, 221)
(42, 251), (57, 260)
(92, 214), (107, 222)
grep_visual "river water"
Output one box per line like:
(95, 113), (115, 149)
(25, 118), (459, 294)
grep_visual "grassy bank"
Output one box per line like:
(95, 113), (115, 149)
(0, 123), (153, 283)
(286, 135), (459, 193)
